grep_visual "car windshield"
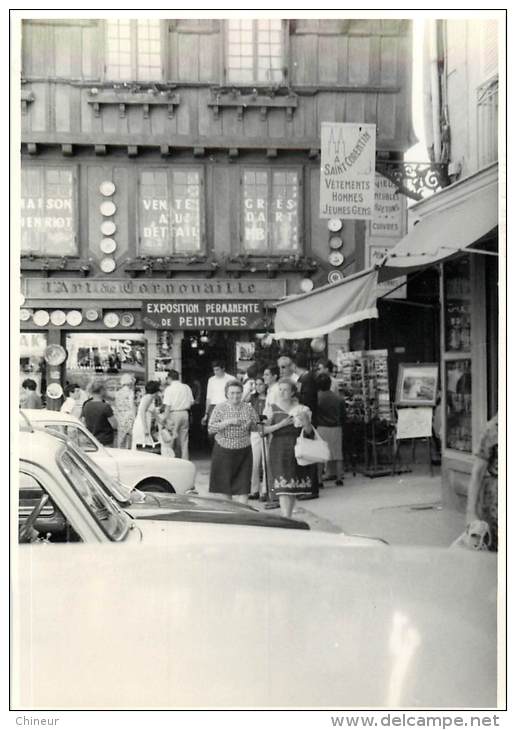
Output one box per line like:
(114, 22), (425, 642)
(65, 442), (134, 504)
(57, 448), (131, 542)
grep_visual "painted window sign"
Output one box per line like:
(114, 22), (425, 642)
(139, 169), (202, 255)
(242, 169), (299, 254)
(21, 167), (76, 256)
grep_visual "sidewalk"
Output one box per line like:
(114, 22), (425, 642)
(192, 457), (465, 547)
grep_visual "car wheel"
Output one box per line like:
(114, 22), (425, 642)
(136, 478), (175, 494)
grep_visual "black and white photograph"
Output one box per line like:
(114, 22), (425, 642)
(10, 7), (505, 721)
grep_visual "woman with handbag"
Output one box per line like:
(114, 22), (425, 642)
(263, 378), (315, 519)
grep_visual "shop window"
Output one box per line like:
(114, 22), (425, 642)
(65, 332), (146, 406)
(226, 19), (284, 84)
(20, 333), (47, 403)
(21, 166), (77, 256)
(241, 168), (300, 254)
(443, 257), (471, 353)
(445, 360), (472, 452)
(443, 256), (472, 453)
(105, 19), (162, 81)
(138, 168), (203, 256)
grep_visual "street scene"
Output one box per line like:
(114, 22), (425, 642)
(13, 11), (502, 714)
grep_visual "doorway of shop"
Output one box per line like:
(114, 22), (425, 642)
(181, 330), (237, 457)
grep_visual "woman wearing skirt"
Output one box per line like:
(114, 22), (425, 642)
(208, 380), (259, 504)
(264, 378), (315, 519)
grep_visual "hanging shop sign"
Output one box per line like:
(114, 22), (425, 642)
(320, 122), (376, 220)
(23, 278), (287, 301)
(142, 300), (265, 330)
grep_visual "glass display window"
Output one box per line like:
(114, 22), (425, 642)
(445, 359), (472, 452)
(65, 332), (147, 405)
(20, 332), (47, 401)
(443, 257), (471, 353)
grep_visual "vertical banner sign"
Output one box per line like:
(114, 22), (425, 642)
(320, 123), (376, 220)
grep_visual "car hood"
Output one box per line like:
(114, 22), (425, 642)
(106, 447), (187, 469)
(13, 544), (497, 709)
(128, 496), (310, 530)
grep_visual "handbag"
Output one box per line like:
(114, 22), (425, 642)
(295, 428), (331, 466)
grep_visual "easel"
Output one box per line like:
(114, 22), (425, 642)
(392, 406), (434, 476)
(392, 436), (433, 476)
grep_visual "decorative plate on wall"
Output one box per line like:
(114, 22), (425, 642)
(329, 235), (343, 250)
(85, 308), (100, 322)
(328, 218), (343, 232)
(100, 220), (116, 236)
(100, 201), (116, 217)
(50, 310), (67, 326)
(328, 251), (344, 267)
(299, 278), (314, 293)
(100, 237), (117, 254)
(100, 181), (116, 197)
(100, 257), (116, 273)
(20, 293), (26, 306)
(33, 310), (50, 326)
(120, 312), (135, 327)
(46, 382), (64, 400)
(103, 312), (120, 328)
(20, 309), (32, 322)
(328, 270), (344, 284)
(66, 310), (83, 326)
(44, 344), (67, 366)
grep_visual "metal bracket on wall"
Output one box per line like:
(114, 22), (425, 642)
(375, 160), (450, 201)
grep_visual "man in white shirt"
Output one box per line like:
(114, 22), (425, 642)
(163, 369), (194, 460)
(201, 361), (235, 426)
(60, 383), (82, 418)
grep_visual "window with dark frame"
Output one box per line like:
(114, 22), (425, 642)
(226, 19), (284, 84)
(21, 166), (77, 256)
(138, 168), (203, 256)
(241, 168), (300, 254)
(105, 19), (162, 81)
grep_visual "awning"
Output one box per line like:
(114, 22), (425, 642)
(274, 268), (379, 340)
(378, 181), (498, 282)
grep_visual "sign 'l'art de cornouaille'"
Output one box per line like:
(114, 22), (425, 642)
(320, 122), (376, 220)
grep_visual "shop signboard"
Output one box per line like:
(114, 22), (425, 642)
(142, 301), (265, 330)
(371, 173), (405, 238)
(320, 122), (376, 220)
(23, 278), (287, 301)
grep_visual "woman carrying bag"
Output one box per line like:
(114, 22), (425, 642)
(263, 378), (322, 519)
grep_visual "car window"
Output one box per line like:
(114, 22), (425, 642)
(18, 470), (81, 543)
(58, 449), (130, 542)
(43, 424), (98, 452)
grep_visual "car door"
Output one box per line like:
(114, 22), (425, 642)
(41, 423), (120, 481)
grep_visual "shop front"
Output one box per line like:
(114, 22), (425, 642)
(20, 276), (286, 411)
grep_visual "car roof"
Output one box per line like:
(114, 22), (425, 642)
(18, 429), (65, 465)
(22, 408), (81, 425)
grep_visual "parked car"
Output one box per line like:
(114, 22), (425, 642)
(12, 540), (498, 708)
(19, 430), (311, 532)
(21, 408), (196, 494)
(18, 430), (382, 546)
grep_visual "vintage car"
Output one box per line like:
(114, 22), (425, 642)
(12, 541), (498, 708)
(19, 430), (311, 533)
(21, 408), (196, 494)
(18, 430), (382, 546)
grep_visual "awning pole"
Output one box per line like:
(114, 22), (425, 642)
(442, 246), (499, 257)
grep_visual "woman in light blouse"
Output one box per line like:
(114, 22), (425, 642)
(208, 379), (259, 504)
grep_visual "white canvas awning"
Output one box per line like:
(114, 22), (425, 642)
(274, 268), (379, 340)
(378, 178), (498, 282)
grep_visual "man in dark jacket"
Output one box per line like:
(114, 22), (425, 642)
(294, 353), (319, 500)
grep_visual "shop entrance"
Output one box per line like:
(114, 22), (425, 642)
(181, 330), (238, 455)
